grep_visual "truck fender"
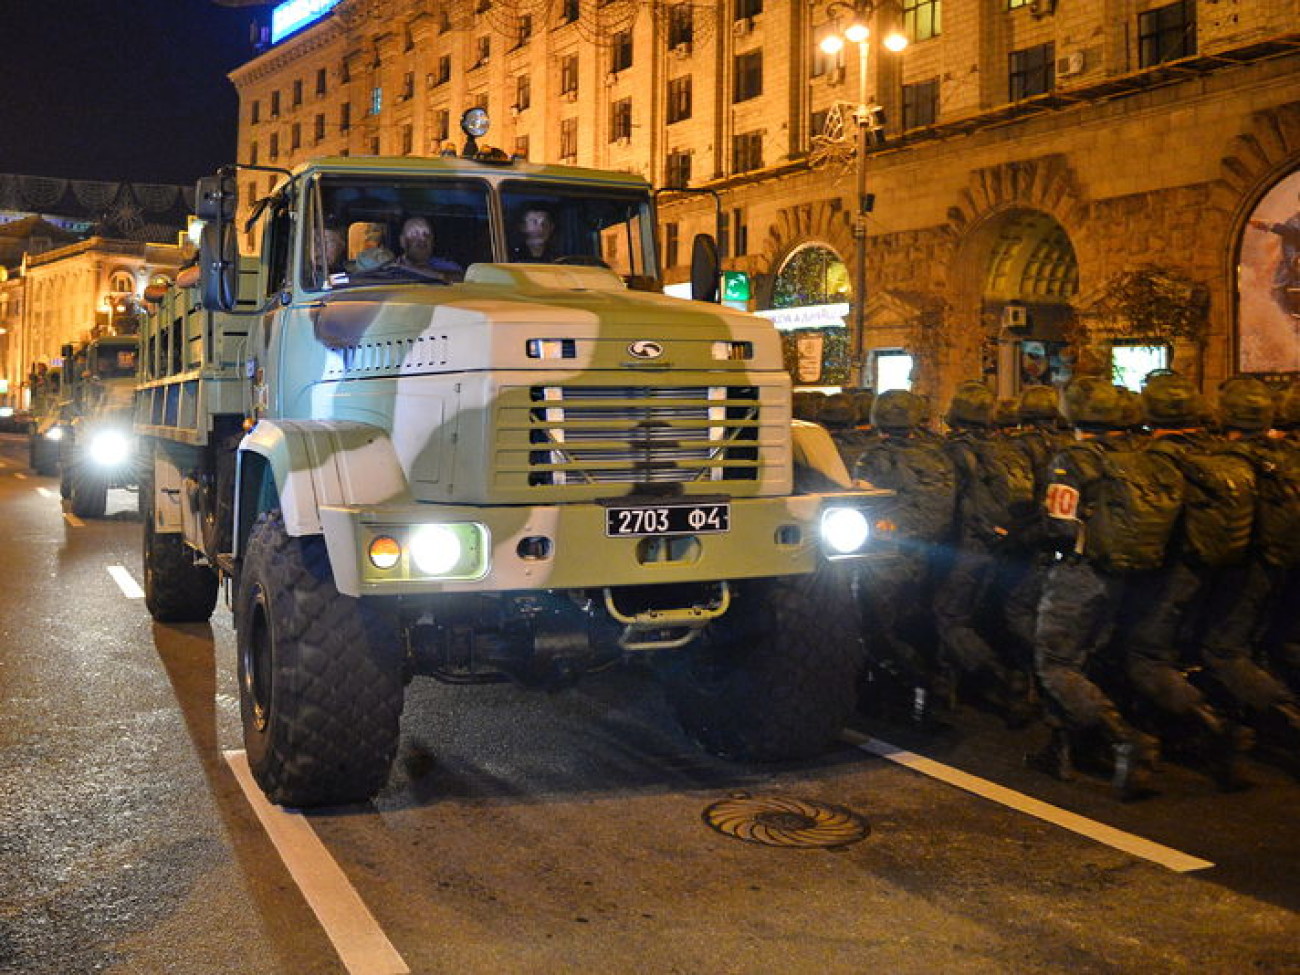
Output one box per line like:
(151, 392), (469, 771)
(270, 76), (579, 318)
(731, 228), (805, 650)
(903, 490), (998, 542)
(791, 419), (853, 492)
(235, 419), (412, 540)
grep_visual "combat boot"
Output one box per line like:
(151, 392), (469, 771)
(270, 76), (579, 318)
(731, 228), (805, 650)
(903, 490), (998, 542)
(1188, 704), (1249, 793)
(1025, 726), (1075, 781)
(1096, 707), (1160, 801)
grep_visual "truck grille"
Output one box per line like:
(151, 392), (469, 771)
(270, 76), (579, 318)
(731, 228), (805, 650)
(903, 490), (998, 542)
(525, 385), (760, 485)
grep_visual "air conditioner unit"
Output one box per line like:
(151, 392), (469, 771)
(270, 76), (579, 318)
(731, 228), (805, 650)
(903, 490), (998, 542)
(671, 41), (692, 58)
(604, 72), (618, 86)
(732, 17), (752, 37)
(563, 89), (578, 102)
(509, 104), (521, 117)
(1057, 50), (1085, 78)
(1029, 0), (1057, 16)
(1002, 303), (1030, 331)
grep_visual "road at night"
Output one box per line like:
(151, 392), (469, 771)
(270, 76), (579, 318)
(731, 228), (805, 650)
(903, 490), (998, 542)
(2, 432), (1297, 974)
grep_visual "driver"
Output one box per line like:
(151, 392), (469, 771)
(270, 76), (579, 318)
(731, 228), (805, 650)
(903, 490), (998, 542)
(395, 217), (463, 278)
(509, 207), (559, 262)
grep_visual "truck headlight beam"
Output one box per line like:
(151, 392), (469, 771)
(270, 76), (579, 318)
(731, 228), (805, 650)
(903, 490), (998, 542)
(820, 506), (871, 555)
(88, 430), (132, 467)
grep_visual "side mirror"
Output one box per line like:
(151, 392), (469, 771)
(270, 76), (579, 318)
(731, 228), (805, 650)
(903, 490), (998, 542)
(195, 174), (236, 221)
(199, 220), (240, 313)
(689, 233), (720, 303)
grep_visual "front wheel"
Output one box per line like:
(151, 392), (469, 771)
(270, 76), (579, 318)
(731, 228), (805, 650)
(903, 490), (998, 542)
(658, 565), (864, 761)
(142, 508), (218, 623)
(236, 510), (404, 807)
(69, 463), (107, 518)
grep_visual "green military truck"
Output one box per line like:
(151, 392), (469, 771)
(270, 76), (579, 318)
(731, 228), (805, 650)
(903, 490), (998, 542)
(36, 333), (141, 515)
(137, 124), (889, 807)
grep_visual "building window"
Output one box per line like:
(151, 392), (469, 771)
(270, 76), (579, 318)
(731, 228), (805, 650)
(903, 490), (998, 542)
(812, 24), (845, 78)
(610, 97), (633, 142)
(1009, 42), (1054, 99)
(560, 118), (579, 160)
(736, 0), (763, 19)
(666, 150), (692, 188)
(316, 67), (327, 96)
(902, 0), (941, 42)
(668, 4), (693, 48)
(1007, 0), (1030, 8)
(902, 78), (939, 128)
(314, 113), (325, 143)
(733, 51), (762, 102)
(1139, 0), (1196, 67)
(809, 109), (829, 140)
(664, 222), (680, 267)
(340, 103), (351, 131)
(474, 36), (491, 68)
(515, 134), (530, 158)
(561, 54), (579, 95)
(560, 0), (579, 24)
(269, 133), (280, 159)
(476, 0), (491, 12)
(434, 55), (451, 86)
(611, 29), (633, 72)
(733, 131), (763, 172)
(667, 76), (692, 124)
(731, 208), (748, 257)
(292, 79), (303, 107)
(270, 90), (281, 117)
(402, 71), (415, 101)
(341, 60), (350, 83)
(249, 142), (258, 166)
(432, 109), (450, 143)
(251, 100), (261, 124)
(291, 122), (301, 150)
(515, 74), (531, 112)
(517, 13), (533, 46)
(401, 124), (413, 155)
(370, 136), (380, 155)
(370, 86), (383, 115)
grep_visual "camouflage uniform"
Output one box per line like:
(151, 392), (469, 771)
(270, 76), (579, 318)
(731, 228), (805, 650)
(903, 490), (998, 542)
(1262, 379), (1300, 690)
(821, 391), (877, 474)
(1031, 378), (1162, 798)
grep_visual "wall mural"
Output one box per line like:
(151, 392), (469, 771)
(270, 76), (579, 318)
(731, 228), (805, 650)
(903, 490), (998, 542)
(1240, 169), (1300, 373)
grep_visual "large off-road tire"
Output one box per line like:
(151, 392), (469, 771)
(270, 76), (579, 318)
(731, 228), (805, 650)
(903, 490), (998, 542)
(659, 565), (864, 762)
(30, 437), (58, 476)
(236, 510), (404, 807)
(69, 463), (107, 518)
(142, 506), (219, 623)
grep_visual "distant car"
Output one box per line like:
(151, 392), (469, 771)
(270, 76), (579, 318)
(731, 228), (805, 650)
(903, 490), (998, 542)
(0, 406), (35, 435)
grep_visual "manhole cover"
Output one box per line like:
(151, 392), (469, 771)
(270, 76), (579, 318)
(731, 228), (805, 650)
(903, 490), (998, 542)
(702, 795), (870, 849)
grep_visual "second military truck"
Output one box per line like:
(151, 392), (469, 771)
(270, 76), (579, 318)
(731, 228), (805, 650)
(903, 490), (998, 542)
(137, 133), (889, 807)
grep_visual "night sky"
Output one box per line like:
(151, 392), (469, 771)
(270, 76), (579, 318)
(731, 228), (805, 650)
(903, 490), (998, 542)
(0, 1), (265, 187)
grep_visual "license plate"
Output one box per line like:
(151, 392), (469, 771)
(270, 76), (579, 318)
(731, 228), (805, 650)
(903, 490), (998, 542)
(605, 502), (731, 537)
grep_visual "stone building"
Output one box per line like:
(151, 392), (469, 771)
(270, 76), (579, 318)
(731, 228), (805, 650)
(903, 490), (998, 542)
(230, 0), (1300, 402)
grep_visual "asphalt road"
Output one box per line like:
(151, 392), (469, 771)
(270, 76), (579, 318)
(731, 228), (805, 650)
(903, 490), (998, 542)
(1, 432), (1297, 974)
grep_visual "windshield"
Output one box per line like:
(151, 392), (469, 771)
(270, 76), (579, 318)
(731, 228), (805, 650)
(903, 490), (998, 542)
(92, 344), (138, 380)
(303, 175), (494, 291)
(500, 180), (656, 283)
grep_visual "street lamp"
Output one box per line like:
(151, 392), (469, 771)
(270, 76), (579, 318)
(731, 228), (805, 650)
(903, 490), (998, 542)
(817, 3), (907, 387)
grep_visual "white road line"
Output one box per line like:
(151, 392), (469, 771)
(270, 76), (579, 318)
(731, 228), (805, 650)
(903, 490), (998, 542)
(107, 565), (144, 599)
(842, 730), (1214, 873)
(223, 750), (410, 975)
(36, 487), (59, 499)
(63, 512), (85, 528)
(14, 472), (27, 480)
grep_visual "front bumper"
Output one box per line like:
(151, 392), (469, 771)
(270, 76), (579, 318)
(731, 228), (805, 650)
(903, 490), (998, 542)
(319, 491), (890, 597)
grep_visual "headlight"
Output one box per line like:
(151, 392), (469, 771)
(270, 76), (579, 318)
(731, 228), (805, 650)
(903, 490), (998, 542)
(409, 525), (464, 576)
(821, 506), (871, 555)
(45, 426), (65, 442)
(88, 429), (132, 466)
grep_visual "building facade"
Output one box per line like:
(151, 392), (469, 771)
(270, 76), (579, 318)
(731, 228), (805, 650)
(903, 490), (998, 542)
(230, 0), (1300, 402)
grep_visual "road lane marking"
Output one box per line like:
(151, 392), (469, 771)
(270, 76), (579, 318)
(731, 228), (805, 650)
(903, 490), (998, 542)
(63, 512), (85, 528)
(223, 750), (410, 975)
(107, 565), (144, 599)
(14, 472), (27, 479)
(842, 730), (1214, 874)
(37, 487), (59, 499)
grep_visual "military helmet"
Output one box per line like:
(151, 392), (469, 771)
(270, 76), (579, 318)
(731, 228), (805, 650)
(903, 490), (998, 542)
(819, 392), (857, 429)
(851, 389), (876, 427)
(1141, 371), (1201, 426)
(946, 380), (995, 428)
(1276, 380), (1300, 430)
(792, 391), (824, 421)
(871, 389), (924, 433)
(1218, 376), (1274, 432)
(1062, 376), (1123, 428)
(994, 397), (1020, 429)
(1116, 386), (1145, 430)
(1018, 384), (1060, 424)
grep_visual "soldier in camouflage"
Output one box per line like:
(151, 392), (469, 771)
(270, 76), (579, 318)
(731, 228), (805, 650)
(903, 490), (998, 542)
(1262, 377), (1300, 692)
(1029, 377), (1165, 799)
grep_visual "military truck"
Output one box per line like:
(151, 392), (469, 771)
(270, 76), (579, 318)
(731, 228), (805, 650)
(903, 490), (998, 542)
(37, 333), (142, 516)
(137, 120), (890, 807)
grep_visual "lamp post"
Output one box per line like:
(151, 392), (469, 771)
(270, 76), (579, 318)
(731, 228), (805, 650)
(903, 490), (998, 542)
(818, 4), (906, 387)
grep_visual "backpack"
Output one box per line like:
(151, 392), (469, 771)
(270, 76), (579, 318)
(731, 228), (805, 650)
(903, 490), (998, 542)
(1065, 441), (1184, 573)
(946, 433), (1037, 544)
(1226, 440), (1300, 568)
(1149, 438), (1257, 568)
(1011, 427), (1067, 499)
(856, 438), (957, 544)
